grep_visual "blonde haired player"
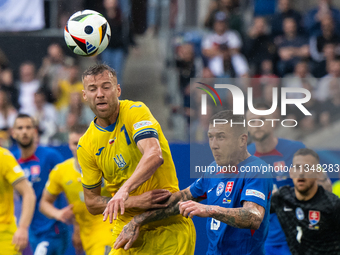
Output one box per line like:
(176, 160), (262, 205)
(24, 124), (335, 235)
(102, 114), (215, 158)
(0, 147), (36, 255)
(77, 64), (195, 254)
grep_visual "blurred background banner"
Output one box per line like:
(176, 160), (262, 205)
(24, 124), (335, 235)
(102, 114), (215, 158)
(0, 0), (44, 31)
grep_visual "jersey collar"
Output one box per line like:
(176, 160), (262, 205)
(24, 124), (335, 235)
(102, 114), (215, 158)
(254, 148), (283, 157)
(18, 154), (39, 163)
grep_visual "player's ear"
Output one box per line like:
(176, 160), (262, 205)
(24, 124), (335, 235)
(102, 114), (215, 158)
(117, 84), (121, 97)
(82, 90), (87, 101)
(239, 133), (248, 147)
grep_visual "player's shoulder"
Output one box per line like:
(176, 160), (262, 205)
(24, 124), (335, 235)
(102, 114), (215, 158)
(36, 146), (62, 158)
(244, 155), (267, 166)
(78, 122), (94, 145)
(320, 186), (340, 205)
(276, 185), (294, 198)
(0, 146), (12, 156)
(53, 158), (74, 173)
(120, 100), (147, 111)
(277, 138), (305, 151)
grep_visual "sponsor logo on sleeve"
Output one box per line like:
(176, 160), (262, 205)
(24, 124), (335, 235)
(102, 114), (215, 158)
(133, 121), (152, 130)
(245, 189), (265, 200)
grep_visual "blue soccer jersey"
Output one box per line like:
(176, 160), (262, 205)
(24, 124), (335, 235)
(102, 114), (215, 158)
(190, 156), (273, 255)
(12, 146), (67, 237)
(248, 138), (305, 247)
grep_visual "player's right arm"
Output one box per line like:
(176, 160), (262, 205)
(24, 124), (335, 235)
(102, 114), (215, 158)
(2, 149), (36, 252)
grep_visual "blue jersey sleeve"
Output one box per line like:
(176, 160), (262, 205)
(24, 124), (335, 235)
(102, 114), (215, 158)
(240, 178), (273, 209)
(190, 177), (209, 199)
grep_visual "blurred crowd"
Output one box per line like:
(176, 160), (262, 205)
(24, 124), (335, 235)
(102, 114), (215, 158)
(170, 0), (340, 142)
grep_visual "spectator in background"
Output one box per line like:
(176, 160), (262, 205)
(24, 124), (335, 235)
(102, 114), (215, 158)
(17, 62), (41, 114)
(101, 0), (136, 87)
(283, 60), (317, 98)
(219, 44), (249, 78)
(277, 18), (309, 76)
(0, 89), (17, 131)
(204, 0), (243, 35)
(287, 80), (321, 134)
(175, 43), (203, 92)
(270, 0), (303, 37)
(202, 11), (242, 77)
(316, 57), (340, 101)
(190, 104), (213, 143)
(245, 16), (276, 74)
(38, 43), (72, 102)
(310, 15), (340, 63)
(313, 42), (337, 78)
(53, 61), (83, 110)
(304, 0), (340, 36)
(319, 78), (340, 127)
(0, 68), (19, 109)
(33, 88), (58, 145)
(57, 92), (93, 142)
(252, 59), (279, 99)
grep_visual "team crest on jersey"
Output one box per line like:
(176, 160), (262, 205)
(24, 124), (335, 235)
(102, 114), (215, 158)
(296, 207), (304, 220)
(30, 165), (41, 182)
(216, 182), (225, 196)
(309, 211), (320, 225)
(274, 161), (285, 173)
(225, 181), (234, 197)
(113, 154), (128, 170)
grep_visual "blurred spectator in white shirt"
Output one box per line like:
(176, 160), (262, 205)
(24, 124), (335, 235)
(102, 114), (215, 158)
(0, 89), (17, 130)
(17, 62), (41, 114)
(283, 61), (317, 98)
(33, 88), (58, 145)
(316, 58), (340, 101)
(202, 11), (242, 77)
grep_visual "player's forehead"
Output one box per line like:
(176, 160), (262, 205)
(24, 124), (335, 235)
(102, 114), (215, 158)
(208, 124), (232, 136)
(14, 117), (34, 127)
(83, 70), (116, 87)
(293, 154), (317, 165)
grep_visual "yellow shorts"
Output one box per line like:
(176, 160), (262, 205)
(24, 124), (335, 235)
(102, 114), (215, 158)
(109, 215), (196, 255)
(86, 244), (111, 255)
(81, 222), (113, 255)
(0, 223), (21, 255)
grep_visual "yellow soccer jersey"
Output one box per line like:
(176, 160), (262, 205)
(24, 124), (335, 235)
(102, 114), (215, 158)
(78, 100), (180, 209)
(0, 147), (25, 231)
(54, 80), (84, 110)
(46, 157), (112, 252)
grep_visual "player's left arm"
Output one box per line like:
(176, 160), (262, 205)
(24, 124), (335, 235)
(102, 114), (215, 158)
(317, 171), (332, 192)
(179, 200), (265, 230)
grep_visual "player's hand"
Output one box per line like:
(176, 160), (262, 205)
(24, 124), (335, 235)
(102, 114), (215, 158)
(179, 201), (210, 218)
(133, 189), (171, 210)
(114, 220), (140, 250)
(72, 229), (83, 254)
(12, 226), (28, 252)
(103, 189), (129, 223)
(55, 204), (74, 224)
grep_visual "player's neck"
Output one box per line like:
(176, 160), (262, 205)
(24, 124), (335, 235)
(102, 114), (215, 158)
(295, 183), (318, 201)
(20, 144), (37, 159)
(255, 135), (278, 154)
(96, 104), (120, 128)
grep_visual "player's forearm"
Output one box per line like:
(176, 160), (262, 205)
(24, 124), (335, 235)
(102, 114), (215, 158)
(18, 189), (36, 229)
(121, 152), (163, 193)
(86, 195), (111, 215)
(206, 206), (262, 230)
(133, 188), (193, 226)
(39, 199), (62, 220)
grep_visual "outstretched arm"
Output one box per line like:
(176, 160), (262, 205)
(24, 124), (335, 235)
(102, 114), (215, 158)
(180, 200), (264, 230)
(114, 187), (200, 250)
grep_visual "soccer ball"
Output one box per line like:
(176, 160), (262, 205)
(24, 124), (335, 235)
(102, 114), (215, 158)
(64, 10), (111, 57)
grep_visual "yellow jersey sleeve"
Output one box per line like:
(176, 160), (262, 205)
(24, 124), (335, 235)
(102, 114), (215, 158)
(2, 149), (25, 185)
(77, 143), (102, 189)
(126, 102), (159, 144)
(46, 165), (63, 196)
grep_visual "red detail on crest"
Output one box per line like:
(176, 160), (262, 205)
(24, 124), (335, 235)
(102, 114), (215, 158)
(31, 165), (40, 175)
(309, 211), (320, 225)
(225, 182), (234, 193)
(250, 229), (256, 237)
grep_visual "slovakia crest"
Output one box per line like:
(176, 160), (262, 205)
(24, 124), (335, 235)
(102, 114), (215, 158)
(225, 181), (234, 197)
(216, 182), (224, 196)
(309, 211), (320, 225)
(274, 161), (285, 172)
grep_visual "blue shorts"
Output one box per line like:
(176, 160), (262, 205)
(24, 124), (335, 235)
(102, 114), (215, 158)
(29, 232), (69, 255)
(265, 243), (291, 255)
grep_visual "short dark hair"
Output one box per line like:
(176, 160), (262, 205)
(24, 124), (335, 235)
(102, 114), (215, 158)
(209, 110), (247, 135)
(82, 64), (117, 81)
(14, 113), (36, 127)
(294, 148), (320, 163)
(69, 124), (88, 135)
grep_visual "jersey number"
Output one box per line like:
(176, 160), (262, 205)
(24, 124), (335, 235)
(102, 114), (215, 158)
(34, 241), (49, 255)
(296, 226), (303, 243)
(211, 218), (220, 230)
(121, 125), (131, 145)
